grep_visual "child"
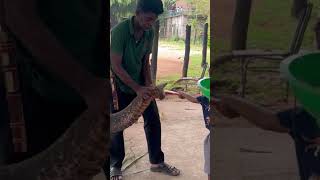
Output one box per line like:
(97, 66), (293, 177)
(177, 91), (212, 180)
(212, 95), (320, 180)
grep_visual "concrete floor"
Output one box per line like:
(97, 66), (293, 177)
(92, 97), (301, 180)
(213, 116), (300, 180)
(93, 97), (208, 180)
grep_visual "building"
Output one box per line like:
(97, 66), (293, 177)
(160, 0), (207, 39)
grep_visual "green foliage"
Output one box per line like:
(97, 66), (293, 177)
(185, 0), (210, 17)
(110, 0), (136, 27)
(184, 0), (210, 45)
(163, 0), (176, 10)
(170, 35), (181, 41)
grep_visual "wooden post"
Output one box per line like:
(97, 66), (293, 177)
(201, 23), (208, 67)
(231, 0), (252, 50)
(151, 20), (160, 84)
(231, 0), (252, 97)
(291, 0), (308, 18)
(315, 17), (320, 50)
(182, 25), (191, 77)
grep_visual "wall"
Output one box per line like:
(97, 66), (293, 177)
(161, 15), (188, 39)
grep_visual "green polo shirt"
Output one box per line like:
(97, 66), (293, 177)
(15, 0), (106, 105)
(111, 16), (154, 94)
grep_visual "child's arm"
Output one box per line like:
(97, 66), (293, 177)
(212, 95), (290, 133)
(177, 91), (199, 103)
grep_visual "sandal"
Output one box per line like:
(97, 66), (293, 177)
(150, 162), (181, 176)
(110, 167), (123, 180)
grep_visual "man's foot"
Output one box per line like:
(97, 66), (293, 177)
(150, 162), (180, 176)
(110, 167), (123, 180)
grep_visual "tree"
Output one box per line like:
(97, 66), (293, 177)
(163, 0), (176, 13)
(110, 0), (136, 28)
(185, 0), (210, 44)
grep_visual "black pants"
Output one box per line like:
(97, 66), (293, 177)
(105, 90), (164, 171)
(1, 85), (86, 164)
(294, 137), (320, 180)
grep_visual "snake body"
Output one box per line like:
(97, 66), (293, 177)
(0, 83), (166, 180)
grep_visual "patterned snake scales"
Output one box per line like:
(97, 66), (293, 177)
(0, 83), (167, 180)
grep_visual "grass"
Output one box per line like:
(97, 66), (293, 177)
(156, 39), (210, 94)
(214, 0), (320, 52)
(159, 39), (210, 52)
(156, 54), (210, 92)
(157, 1), (320, 102)
(213, 0), (320, 106)
(248, 0), (319, 50)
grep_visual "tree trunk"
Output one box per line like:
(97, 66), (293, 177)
(182, 25), (191, 77)
(151, 20), (160, 83)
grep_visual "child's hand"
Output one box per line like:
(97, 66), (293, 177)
(177, 91), (185, 99)
(206, 117), (212, 126)
(211, 96), (240, 118)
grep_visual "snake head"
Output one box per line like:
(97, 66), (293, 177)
(154, 83), (167, 100)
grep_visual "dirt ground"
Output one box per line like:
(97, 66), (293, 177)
(156, 47), (183, 78)
(94, 96), (209, 180)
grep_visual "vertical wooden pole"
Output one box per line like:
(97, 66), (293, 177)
(231, 0), (252, 97)
(231, 0), (252, 50)
(201, 23), (208, 67)
(182, 25), (191, 77)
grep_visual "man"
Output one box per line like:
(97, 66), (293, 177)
(107, 0), (180, 179)
(1, 0), (108, 164)
(212, 95), (320, 180)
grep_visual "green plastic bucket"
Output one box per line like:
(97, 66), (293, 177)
(280, 52), (320, 126)
(198, 77), (210, 99)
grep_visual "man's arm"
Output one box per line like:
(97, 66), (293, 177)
(178, 91), (199, 103)
(111, 53), (152, 97)
(213, 95), (290, 133)
(111, 53), (141, 92)
(4, 0), (104, 100)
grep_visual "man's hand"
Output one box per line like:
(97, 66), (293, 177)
(135, 85), (154, 99)
(206, 117), (213, 126)
(211, 96), (240, 119)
